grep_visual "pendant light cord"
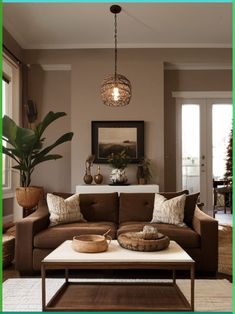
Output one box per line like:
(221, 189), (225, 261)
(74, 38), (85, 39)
(114, 13), (117, 82)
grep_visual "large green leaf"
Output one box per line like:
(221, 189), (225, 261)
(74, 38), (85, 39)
(36, 112), (67, 138)
(4, 147), (24, 159)
(31, 154), (62, 167)
(14, 125), (37, 153)
(32, 132), (73, 164)
(2, 146), (20, 163)
(3, 115), (37, 153)
(2, 116), (17, 147)
(2, 112), (73, 187)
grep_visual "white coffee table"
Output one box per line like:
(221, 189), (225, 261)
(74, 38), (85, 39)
(41, 240), (195, 311)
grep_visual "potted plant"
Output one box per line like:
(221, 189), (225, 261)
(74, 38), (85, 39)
(2, 111), (73, 209)
(107, 150), (130, 184)
(137, 158), (152, 184)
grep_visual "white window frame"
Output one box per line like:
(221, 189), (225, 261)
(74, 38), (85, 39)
(2, 55), (20, 198)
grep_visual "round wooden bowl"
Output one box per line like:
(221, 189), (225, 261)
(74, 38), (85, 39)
(118, 232), (170, 252)
(72, 234), (111, 253)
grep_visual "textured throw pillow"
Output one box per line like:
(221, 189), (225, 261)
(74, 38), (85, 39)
(183, 192), (200, 226)
(151, 193), (186, 226)
(47, 193), (86, 226)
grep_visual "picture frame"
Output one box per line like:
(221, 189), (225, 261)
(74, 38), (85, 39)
(92, 121), (144, 164)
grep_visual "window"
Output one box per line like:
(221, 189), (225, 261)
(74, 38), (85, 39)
(2, 77), (11, 189)
(2, 56), (19, 194)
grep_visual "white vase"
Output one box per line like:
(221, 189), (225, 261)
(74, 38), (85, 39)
(110, 169), (128, 184)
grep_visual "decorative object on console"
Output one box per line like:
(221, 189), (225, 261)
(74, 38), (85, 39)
(151, 194), (186, 226)
(92, 120), (144, 163)
(101, 5), (131, 107)
(83, 155), (95, 184)
(2, 111), (73, 210)
(94, 166), (103, 184)
(137, 158), (152, 184)
(47, 193), (86, 226)
(108, 150), (129, 184)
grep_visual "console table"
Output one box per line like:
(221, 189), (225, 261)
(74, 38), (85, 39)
(76, 184), (159, 194)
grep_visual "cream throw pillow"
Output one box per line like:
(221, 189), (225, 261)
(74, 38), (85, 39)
(47, 193), (86, 226)
(151, 193), (186, 226)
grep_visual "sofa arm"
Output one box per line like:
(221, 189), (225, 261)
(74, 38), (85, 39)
(15, 200), (50, 274)
(192, 206), (218, 272)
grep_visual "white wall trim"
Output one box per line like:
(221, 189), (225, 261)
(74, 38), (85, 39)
(172, 91), (232, 99)
(41, 64), (71, 71)
(165, 63), (232, 70)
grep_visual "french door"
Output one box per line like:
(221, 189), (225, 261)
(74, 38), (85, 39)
(176, 95), (232, 214)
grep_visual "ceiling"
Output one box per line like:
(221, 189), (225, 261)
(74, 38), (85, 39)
(3, 3), (232, 49)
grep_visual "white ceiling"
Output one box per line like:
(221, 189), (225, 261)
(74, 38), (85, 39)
(3, 3), (232, 49)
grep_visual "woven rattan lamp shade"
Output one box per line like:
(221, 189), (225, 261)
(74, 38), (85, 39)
(101, 74), (131, 107)
(101, 5), (132, 107)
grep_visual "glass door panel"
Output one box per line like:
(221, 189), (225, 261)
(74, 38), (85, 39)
(212, 104), (232, 180)
(181, 104), (200, 194)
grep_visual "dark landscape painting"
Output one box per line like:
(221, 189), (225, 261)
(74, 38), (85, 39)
(92, 121), (144, 163)
(98, 127), (137, 158)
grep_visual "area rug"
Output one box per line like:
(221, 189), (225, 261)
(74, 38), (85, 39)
(3, 278), (232, 312)
(218, 224), (232, 275)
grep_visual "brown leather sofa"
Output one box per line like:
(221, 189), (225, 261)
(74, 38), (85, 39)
(15, 192), (218, 275)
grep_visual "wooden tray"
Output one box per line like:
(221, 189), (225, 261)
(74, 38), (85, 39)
(118, 232), (170, 252)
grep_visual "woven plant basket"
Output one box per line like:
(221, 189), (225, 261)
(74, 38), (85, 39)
(16, 186), (44, 209)
(118, 232), (170, 252)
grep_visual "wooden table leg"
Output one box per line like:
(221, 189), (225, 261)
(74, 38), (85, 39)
(41, 264), (46, 311)
(65, 268), (69, 283)
(172, 269), (176, 284)
(191, 264), (195, 311)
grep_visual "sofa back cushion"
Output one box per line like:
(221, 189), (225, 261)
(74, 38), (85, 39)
(79, 193), (119, 223)
(119, 191), (188, 223)
(53, 192), (119, 223)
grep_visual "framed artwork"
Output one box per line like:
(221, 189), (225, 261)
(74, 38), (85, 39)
(92, 121), (144, 164)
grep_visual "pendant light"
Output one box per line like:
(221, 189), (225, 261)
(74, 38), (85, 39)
(101, 5), (132, 107)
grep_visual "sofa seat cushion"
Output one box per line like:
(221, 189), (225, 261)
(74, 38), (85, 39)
(34, 222), (117, 249)
(117, 222), (200, 249)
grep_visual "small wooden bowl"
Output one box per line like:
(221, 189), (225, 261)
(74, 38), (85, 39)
(72, 234), (111, 253)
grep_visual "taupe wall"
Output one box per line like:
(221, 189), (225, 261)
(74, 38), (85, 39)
(164, 69), (232, 191)
(24, 49), (165, 191)
(30, 70), (71, 193)
(23, 48), (232, 193)
(70, 50), (164, 190)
